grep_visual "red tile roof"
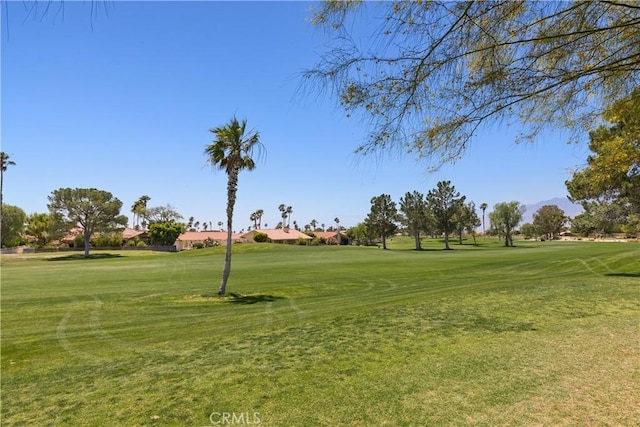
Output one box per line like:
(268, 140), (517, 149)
(240, 228), (312, 241)
(313, 231), (343, 240)
(177, 231), (239, 241)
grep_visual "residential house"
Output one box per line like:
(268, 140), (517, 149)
(240, 228), (312, 244)
(122, 227), (148, 245)
(175, 231), (240, 251)
(313, 231), (348, 244)
(60, 227), (148, 247)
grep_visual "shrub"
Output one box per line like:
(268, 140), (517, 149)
(296, 237), (308, 246)
(73, 235), (85, 248)
(93, 233), (124, 247)
(136, 240), (147, 247)
(203, 237), (218, 247)
(193, 242), (205, 249)
(253, 232), (268, 243)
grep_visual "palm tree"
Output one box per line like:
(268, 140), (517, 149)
(480, 202), (488, 236)
(136, 195), (151, 229)
(334, 217), (340, 245)
(250, 211), (258, 229)
(310, 219), (318, 231)
(286, 206), (293, 228)
(278, 204), (286, 227)
(256, 209), (264, 229)
(205, 116), (263, 296)
(131, 201), (141, 229)
(1, 152), (16, 221)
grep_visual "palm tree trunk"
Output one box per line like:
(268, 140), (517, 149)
(218, 169), (238, 295)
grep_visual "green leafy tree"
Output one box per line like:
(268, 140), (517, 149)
(489, 201), (525, 247)
(146, 204), (183, 223)
(399, 190), (428, 250)
(1, 204), (26, 247)
(47, 188), (127, 257)
(566, 88), (640, 211)
(426, 181), (465, 250)
(346, 222), (376, 246)
(533, 205), (567, 240)
(520, 223), (537, 240)
(571, 200), (626, 238)
(623, 213), (640, 238)
(365, 194), (399, 250)
(205, 116), (264, 296)
(148, 221), (185, 246)
(26, 212), (62, 248)
(93, 232), (124, 248)
(307, 1), (639, 163)
(453, 201), (481, 245)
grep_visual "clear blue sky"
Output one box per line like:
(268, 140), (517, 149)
(1, 1), (588, 230)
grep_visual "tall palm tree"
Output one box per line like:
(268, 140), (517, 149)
(286, 206), (293, 228)
(136, 195), (151, 229)
(205, 117), (263, 295)
(131, 201), (139, 228)
(1, 152), (16, 220)
(256, 209), (264, 229)
(250, 212), (258, 230)
(480, 202), (488, 236)
(334, 217), (340, 245)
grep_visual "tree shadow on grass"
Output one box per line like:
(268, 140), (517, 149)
(604, 272), (640, 278)
(46, 253), (125, 262)
(226, 293), (283, 305)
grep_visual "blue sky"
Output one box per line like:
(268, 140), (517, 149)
(2, 1), (588, 230)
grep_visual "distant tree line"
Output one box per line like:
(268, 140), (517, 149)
(347, 181), (524, 250)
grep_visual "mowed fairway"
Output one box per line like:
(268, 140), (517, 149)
(1, 240), (639, 426)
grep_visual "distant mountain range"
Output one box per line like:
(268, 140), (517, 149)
(521, 197), (583, 224)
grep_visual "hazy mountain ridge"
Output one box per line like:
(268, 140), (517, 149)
(521, 197), (583, 224)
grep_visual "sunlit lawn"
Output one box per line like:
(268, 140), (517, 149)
(1, 239), (639, 426)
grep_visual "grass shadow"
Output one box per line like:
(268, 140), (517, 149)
(604, 272), (640, 278)
(46, 253), (125, 262)
(226, 293), (283, 304)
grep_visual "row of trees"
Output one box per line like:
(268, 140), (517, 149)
(0, 187), (190, 255)
(349, 181), (526, 250)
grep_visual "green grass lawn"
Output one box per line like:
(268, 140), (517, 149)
(1, 239), (639, 426)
